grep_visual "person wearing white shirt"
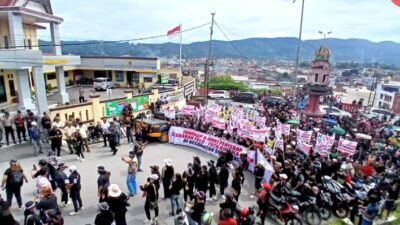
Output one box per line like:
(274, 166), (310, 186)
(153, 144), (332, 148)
(64, 122), (76, 154)
(101, 117), (110, 147)
(78, 122), (90, 152)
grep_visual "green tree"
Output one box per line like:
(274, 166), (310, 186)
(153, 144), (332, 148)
(202, 75), (249, 91)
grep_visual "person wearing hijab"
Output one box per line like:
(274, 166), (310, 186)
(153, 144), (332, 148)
(36, 186), (58, 221)
(182, 163), (195, 202)
(97, 166), (111, 202)
(94, 202), (113, 225)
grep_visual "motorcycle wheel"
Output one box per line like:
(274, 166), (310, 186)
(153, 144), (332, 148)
(320, 205), (332, 220)
(285, 217), (303, 225)
(333, 206), (349, 218)
(303, 207), (322, 225)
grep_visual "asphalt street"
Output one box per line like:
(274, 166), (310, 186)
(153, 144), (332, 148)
(0, 139), (279, 225)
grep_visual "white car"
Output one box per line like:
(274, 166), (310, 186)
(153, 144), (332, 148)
(93, 77), (115, 91)
(208, 90), (229, 99)
(364, 107), (394, 121)
(319, 105), (352, 117)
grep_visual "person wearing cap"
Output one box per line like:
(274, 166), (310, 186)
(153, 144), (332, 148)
(1, 159), (28, 209)
(94, 202), (113, 225)
(23, 201), (42, 225)
(161, 158), (175, 199)
(208, 160), (218, 201)
(122, 151), (138, 197)
(140, 174), (159, 224)
(97, 166), (111, 202)
(54, 163), (69, 207)
(29, 121), (44, 156)
(66, 165), (83, 216)
(107, 184), (129, 225)
(48, 125), (63, 157)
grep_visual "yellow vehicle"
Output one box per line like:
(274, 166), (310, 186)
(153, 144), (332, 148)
(134, 118), (170, 143)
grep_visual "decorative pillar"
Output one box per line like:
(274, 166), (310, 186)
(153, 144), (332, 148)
(7, 12), (24, 49)
(32, 66), (49, 114)
(305, 93), (322, 117)
(50, 22), (62, 55)
(16, 69), (35, 110)
(56, 66), (69, 104)
(90, 94), (101, 122)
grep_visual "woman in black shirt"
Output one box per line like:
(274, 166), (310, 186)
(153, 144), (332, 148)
(107, 184), (129, 225)
(169, 173), (183, 215)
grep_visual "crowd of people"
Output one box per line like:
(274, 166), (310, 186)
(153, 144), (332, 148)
(0, 92), (400, 225)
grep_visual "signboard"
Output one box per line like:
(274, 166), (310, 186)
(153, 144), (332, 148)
(160, 74), (169, 84)
(169, 126), (256, 171)
(105, 95), (150, 117)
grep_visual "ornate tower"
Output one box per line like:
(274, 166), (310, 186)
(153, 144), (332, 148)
(303, 45), (333, 116)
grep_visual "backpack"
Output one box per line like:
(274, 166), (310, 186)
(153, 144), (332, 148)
(9, 171), (23, 187)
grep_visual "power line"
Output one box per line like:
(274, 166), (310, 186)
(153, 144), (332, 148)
(0, 22), (211, 50)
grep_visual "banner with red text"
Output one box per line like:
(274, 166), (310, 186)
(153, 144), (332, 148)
(164, 108), (176, 119)
(212, 117), (226, 130)
(296, 129), (313, 144)
(315, 132), (335, 156)
(182, 105), (195, 115)
(337, 137), (358, 155)
(256, 149), (275, 183)
(168, 126), (256, 171)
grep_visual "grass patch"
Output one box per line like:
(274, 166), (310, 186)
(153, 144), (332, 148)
(329, 218), (345, 225)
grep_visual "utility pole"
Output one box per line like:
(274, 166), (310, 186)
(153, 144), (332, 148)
(204, 12), (215, 106)
(293, 0), (305, 98)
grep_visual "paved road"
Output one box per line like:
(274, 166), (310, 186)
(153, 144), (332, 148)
(0, 139), (279, 225)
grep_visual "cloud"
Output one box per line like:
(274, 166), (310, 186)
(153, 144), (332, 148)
(39, 0), (400, 43)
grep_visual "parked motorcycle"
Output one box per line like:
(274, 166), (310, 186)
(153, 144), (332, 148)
(268, 192), (303, 225)
(321, 176), (353, 218)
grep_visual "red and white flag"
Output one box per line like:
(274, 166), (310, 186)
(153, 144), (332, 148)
(167, 24), (181, 37)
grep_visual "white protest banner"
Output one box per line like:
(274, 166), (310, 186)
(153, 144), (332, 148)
(315, 132), (335, 156)
(168, 126), (255, 171)
(164, 108), (176, 119)
(256, 116), (266, 128)
(274, 137), (284, 151)
(281, 124), (291, 136)
(182, 105), (195, 115)
(256, 149), (275, 183)
(212, 117), (226, 130)
(299, 142), (312, 155)
(337, 137), (358, 155)
(296, 129), (313, 144)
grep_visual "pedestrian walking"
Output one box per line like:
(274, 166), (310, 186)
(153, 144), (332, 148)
(169, 173), (184, 216)
(182, 163), (195, 202)
(78, 122), (90, 152)
(108, 122), (118, 155)
(122, 151), (137, 197)
(1, 112), (16, 145)
(107, 184), (129, 225)
(29, 122), (43, 156)
(14, 110), (27, 143)
(66, 165), (83, 216)
(133, 142), (145, 171)
(94, 202), (113, 225)
(208, 160), (219, 201)
(79, 87), (85, 103)
(1, 159), (28, 209)
(54, 163), (69, 207)
(113, 117), (121, 145)
(140, 174), (159, 224)
(72, 130), (84, 162)
(97, 166), (111, 202)
(64, 122), (76, 154)
(41, 112), (51, 143)
(101, 118), (110, 147)
(23, 200), (42, 225)
(161, 158), (174, 199)
(48, 125), (63, 157)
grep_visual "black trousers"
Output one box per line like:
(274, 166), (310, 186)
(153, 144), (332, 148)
(144, 200), (159, 220)
(209, 182), (216, 198)
(6, 186), (22, 208)
(109, 140), (117, 154)
(51, 143), (62, 156)
(220, 182), (227, 196)
(59, 186), (68, 204)
(70, 190), (83, 212)
(103, 134), (108, 146)
(74, 145), (84, 158)
(79, 96), (85, 103)
(4, 126), (16, 144)
(183, 185), (194, 202)
(16, 126), (26, 142)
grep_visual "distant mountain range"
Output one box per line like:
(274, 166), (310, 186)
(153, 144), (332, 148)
(39, 38), (400, 66)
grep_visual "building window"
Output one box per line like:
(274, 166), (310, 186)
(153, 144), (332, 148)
(169, 73), (177, 79)
(380, 94), (384, 99)
(27, 39), (32, 49)
(314, 73), (318, 82)
(47, 73), (56, 80)
(3, 36), (9, 49)
(143, 77), (153, 83)
(115, 71), (124, 82)
(64, 72), (69, 77)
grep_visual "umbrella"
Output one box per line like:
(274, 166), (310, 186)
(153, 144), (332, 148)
(330, 127), (346, 135)
(286, 120), (300, 125)
(326, 119), (337, 125)
(355, 133), (372, 140)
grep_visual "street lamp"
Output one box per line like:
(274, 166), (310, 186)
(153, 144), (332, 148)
(293, 0), (305, 97)
(318, 31), (332, 45)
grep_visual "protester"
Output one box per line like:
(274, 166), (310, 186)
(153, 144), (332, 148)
(23, 200), (42, 225)
(54, 163), (69, 207)
(2, 111), (16, 145)
(48, 125), (63, 157)
(101, 118), (110, 147)
(161, 158), (175, 199)
(72, 129), (85, 162)
(67, 165), (83, 216)
(182, 163), (195, 202)
(208, 160), (219, 201)
(140, 174), (159, 224)
(14, 110), (27, 143)
(169, 173), (184, 216)
(36, 186), (58, 221)
(122, 151), (138, 197)
(1, 159), (28, 209)
(79, 122), (90, 152)
(107, 184), (129, 225)
(108, 122), (119, 155)
(94, 202), (113, 225)
(41, 112), (52, 143)
(29, 122), (43, 156)
(97, 166), (111, 202)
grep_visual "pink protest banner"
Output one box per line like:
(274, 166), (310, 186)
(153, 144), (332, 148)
(299, 143), (312, 155)
(164, 108), (176, 119)
(256, 116), (266, 128)
(182, 105), (195, 115)
(212, 117), (226, 130)
(274, 137), (284, 151)
(337, 137), (358, 155)
(281, 124), (291, 136)
(296, 129), (313, 144)
(315, 132), (335, 156)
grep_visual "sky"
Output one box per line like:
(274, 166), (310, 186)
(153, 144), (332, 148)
(38, 0), (400, 44)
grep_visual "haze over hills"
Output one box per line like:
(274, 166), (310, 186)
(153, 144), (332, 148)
(40, 38), (400, 66)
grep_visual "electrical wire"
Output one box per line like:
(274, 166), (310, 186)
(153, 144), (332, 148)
(0, 22), (211, 50)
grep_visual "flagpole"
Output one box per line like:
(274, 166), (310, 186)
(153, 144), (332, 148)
(179, 23), (183, 73)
